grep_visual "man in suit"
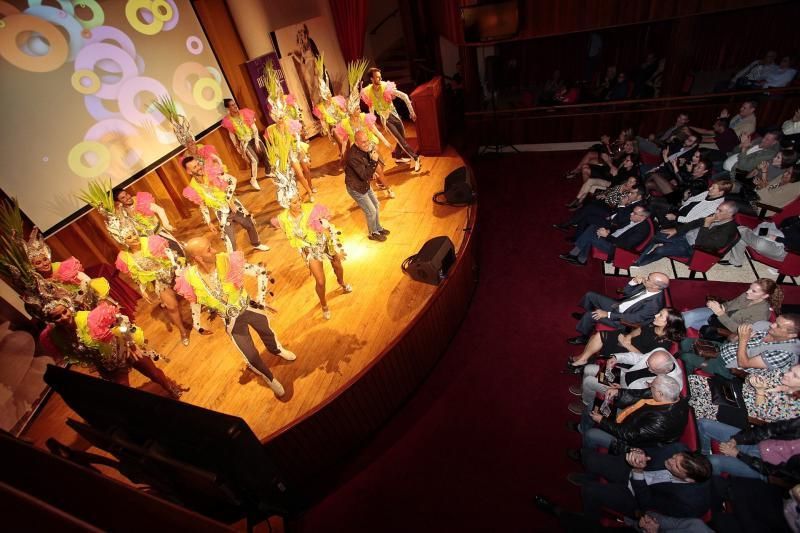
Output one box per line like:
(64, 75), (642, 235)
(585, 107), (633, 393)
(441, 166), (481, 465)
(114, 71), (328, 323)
(579, 443), (712, 520)
(554, 187), (645, 240)
(633, 201), (739, 267)
(560, 206), (651, 266)
(568, 273), (670, 345)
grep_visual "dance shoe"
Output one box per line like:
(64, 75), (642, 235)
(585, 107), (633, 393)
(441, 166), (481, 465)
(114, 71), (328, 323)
(277, 348), (296, 361)
(267, 377), (285, 397)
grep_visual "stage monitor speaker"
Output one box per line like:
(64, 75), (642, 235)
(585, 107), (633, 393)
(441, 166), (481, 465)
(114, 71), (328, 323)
(434, 166), (474, 206)
(402, 236), (456, 285)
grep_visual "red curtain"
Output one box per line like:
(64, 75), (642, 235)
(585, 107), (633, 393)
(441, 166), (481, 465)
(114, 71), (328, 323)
(329, 0), (368, 63)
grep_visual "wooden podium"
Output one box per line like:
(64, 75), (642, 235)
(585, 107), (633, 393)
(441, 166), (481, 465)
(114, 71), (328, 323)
(410, 76), (446, 155)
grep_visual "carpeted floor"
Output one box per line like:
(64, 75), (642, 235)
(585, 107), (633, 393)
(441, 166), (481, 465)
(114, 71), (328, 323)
(294, 151), (799, 532)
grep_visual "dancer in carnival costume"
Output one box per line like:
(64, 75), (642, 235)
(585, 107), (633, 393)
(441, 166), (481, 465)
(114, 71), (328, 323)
(336, 59), (394, 198)
(221, 98), (269, 191)
(264, 125), (300, 209)
(274, 194), (352, 320)
(361, 66), (423, 173)
(264, 65), (316, 202)
(114, 188), (184, 256)
(40, 299), (188, 399)
(311, 53), (347, 152)
(114, 220), (192, 346)
(181, 156), (270, 253)
(0, 199), (109, 319)
(175, 237), (295, 397)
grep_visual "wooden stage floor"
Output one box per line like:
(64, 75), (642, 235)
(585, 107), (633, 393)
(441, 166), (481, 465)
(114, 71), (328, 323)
(23, 128), (472, 448)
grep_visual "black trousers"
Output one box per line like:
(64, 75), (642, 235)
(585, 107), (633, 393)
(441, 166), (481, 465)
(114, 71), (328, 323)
(222, 210), (260, 252)
(385, 113), (418, 160)
(581, 449), (637, 519)
(229, 308), (281, 381)
(576, 291), (623, 335)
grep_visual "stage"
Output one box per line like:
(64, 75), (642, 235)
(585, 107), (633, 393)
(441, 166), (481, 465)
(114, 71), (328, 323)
(22, 127), (478, 486)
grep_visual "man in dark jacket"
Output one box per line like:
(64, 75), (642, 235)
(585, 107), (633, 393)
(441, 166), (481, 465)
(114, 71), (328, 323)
(582, 375), (688, 450)
(569, 273), (669, 344)
(344, 130), (389, 242)
(560, 206), (652, 265)
(633, 201), (739, 266)
(579, 443), (712, 520)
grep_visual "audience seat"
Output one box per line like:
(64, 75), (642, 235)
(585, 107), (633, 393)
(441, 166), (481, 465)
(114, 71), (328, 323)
(668, 233), (741, 280)
(747, 246), (800, 284)
(592, 218), (655, 275)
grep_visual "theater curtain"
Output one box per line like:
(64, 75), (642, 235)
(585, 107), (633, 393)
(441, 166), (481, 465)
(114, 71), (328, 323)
(329, 0), (367, 63)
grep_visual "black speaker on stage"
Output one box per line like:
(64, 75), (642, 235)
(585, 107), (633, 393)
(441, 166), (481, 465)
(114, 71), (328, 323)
(434, 166), (474, 205)
(402, 236), (456, 285)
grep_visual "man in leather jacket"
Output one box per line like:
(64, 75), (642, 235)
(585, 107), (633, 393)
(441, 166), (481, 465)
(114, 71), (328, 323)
(582, 375), (688, 451)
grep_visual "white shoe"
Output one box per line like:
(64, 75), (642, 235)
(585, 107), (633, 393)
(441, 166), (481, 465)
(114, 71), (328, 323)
(267, 377), (285, 397)
(250, 178), (261, 190)
(394, 157), (411, 164)
(277, 348), (296, 361)
(253, 244), (270, 251)
(413, 157), (421, 172)
(308, 195), (315, 203)
(322, 307), (331, 320)
(387, 189), (395, 198)
(341, 284), (353, 293)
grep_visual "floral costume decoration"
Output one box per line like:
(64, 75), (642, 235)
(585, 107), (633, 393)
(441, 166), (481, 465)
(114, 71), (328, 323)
(115, 235), (179, 297)
(264, 126), (299, 208)
(276, 203), (342, 263)
(174, 251), (270, 332)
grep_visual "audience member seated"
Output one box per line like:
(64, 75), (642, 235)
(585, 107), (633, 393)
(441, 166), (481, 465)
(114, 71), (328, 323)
(723, 129), (782, 176)
(559, 204), (650, 266)
(568, 273), (670, 345)
(746, 149), (798, 185)
(578, 444), (712, 520)
(568, 308), (686, 373)
(642, 134), (698, 174)
(637, 112), (690, 156)
(632, 53), (660, 98)
(538, 69), (564, 105)
(691, 364), (800, 429)
(570, 347), (683, 416)
(782, 108), (800, 147)
(645, 150), (711, 200)
(723, 101), (758, 138)
(564, 130), (635, 180)
(729, 207), (800, 267)
(681, 316), (800, 377)
(588, 65), (617, 102)
(607, 72), (630, 100)
(761, 55), (797, 89)
(650, 180), (732, 228)
(754, 165), (800, 211)
(553, 81), (580, 105)
(579, 374), (688, 451)
(681, 279), (780, 341)
(555, 185), (645, 242)
(698, 414), (800, 483)
(632, 201), (739, 267)
(566, 156), (641, 210)
(726, 51), (778, 90)
(691, 117), (740, 162)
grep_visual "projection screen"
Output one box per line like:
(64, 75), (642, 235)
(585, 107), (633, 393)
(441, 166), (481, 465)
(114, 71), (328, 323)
(0, 0), (232, 233)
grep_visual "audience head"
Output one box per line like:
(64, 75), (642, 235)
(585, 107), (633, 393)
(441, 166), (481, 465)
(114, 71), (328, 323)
(713, 117), (730, 132)
(773, 149), (798, 169)
(749, 278), (784, 312)
(676, 113), (690, 126)
(781, 166), (800, 185)
(683, 134), (698, 148)
(761, 129), (782, 149)
(622, 139), (638, 154)
(779, 364), (800, 392)
(770, 314), (800, 340)
(666, 451), (712, 483)
(708, 180), (733, 197)
(714, 201), (738, 222)
(644, 272), (670, 291)
(650, 374), (681, 402)
(652, 307), (686, 341)
(739, 100), (757, 117)
(779, 55), (793, 69)
(646, 349), (676, 375)
(693, 157), (713, 177)
(763, 50), (778, 64)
